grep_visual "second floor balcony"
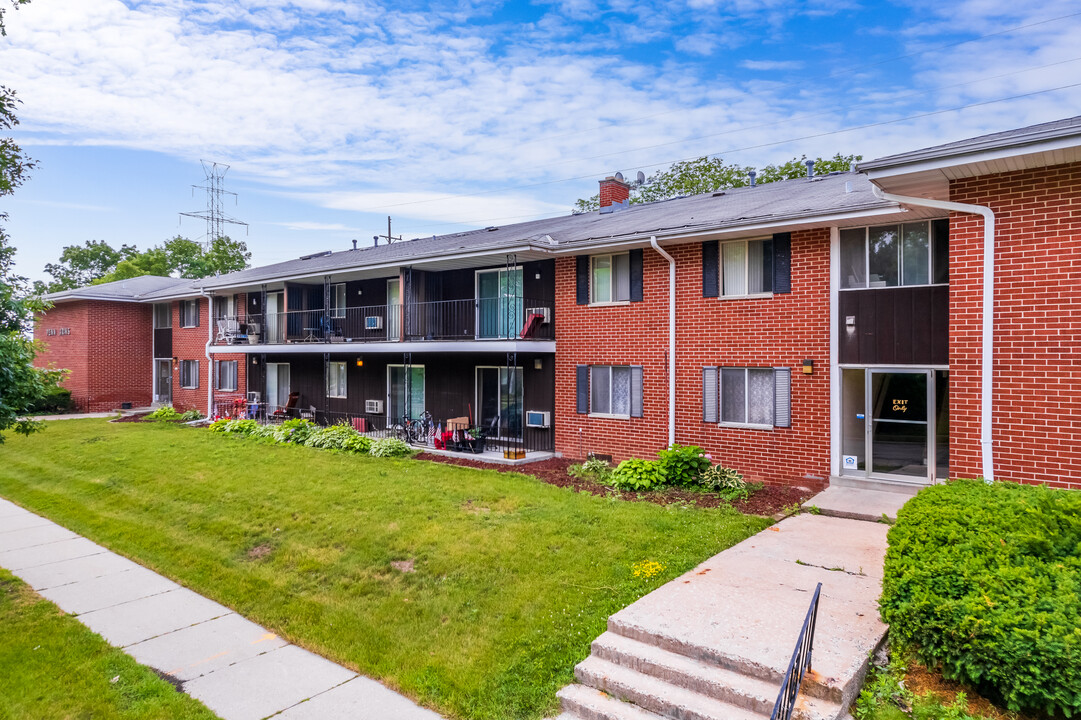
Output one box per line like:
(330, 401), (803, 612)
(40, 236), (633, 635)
(212, 297), (554, 347)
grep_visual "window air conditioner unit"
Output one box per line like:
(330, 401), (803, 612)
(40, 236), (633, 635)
(247, 391), (261, 403)
(365, 399), (384, 414)
(365, 316), (383, 330)
(525, 410), (551, 428)
(525, 307), (551, 324)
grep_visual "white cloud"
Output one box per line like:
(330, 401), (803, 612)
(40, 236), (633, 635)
(741, 59), (804, 70)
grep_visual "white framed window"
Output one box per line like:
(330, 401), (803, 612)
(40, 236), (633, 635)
(720, 238), (772, 297)
(702, 366), (791, 428)
(330, 283), (346, 319)
(588, 365), (643, 418)
(215, 295), (236, 320)
(216, 360), (238, 392)
(180, 300), (200, 328)
(591, 253), (630, 304)
(180, 359), (199, 389)
(840, 220), (948, 289)
(153, 303), (171, 329)
(327, 361), (347, 398)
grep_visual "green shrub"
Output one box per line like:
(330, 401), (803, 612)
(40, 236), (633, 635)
(208, 419), (229, 433)
(26, 386), (74, 414)
(273, 418), (315, 444)
(147, 406), (181, 421)
(370, 437), (412, 458)
(880, 479), (1081, 717)
(248, 424), (278, 441)
(178, 409), (204, 422)
(608, 458), (665, 491)
(304, 424), (371, 453)
(568, 457), (612, 482)
(657, 444), (711, 486)
(699, 465), (754, 501)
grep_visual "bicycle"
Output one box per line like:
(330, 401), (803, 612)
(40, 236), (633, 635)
(396, 411), (434, 445)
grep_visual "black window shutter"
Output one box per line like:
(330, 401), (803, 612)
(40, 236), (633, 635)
(629, 249), (643, 302)
(630, 366), (643, 417)
(773, 233), (792, 294)
(576, 365), (589, 413)
(702, 241), (719, 297)
(576, 256), (589, 305)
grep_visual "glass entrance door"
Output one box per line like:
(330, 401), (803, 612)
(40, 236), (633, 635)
(476, 268), (523, 339)
(388, 365), (424, 423)
(154, 359), (172, 404)
(870, 371), (929, 479)
(476, 366), (523, 437)
(841, 368), (944, 484)
(387, 279), (401, 341)
(267, 363), (290, 413)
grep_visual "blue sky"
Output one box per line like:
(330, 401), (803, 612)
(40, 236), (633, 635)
(3, 0), (1081, 282)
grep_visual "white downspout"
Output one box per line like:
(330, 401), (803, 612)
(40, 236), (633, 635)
(871, 186), (995, 482)
(650, 236), (676, 448)
(202, 291), (214, 418)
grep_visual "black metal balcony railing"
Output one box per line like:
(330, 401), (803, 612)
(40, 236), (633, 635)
(211, 298), (553, 346)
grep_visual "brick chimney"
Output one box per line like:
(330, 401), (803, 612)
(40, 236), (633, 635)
(599, 174), (631, 209)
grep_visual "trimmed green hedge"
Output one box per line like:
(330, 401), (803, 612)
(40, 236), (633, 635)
(881, 480), (1081, 717)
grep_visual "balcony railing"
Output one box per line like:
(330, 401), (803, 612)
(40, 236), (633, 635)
(211, 298), (553, 346)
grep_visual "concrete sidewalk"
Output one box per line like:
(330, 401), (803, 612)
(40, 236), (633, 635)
(0, 496), (442, 720)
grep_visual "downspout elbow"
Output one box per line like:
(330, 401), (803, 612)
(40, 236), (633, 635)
(871, 185), (995, 483)
(649, 236), (676, 448)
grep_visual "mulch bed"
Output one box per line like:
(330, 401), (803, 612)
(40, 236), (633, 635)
(413, 453), (814, 517)
(111, 413), (153, 423)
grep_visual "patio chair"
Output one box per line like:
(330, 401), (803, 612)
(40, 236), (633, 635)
(216, 318), (241, 344)
(270, 392), (300, 422)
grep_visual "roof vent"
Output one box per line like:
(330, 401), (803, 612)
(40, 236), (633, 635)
(299, 250), (332, 261)
(805, 159), (815, 178)
(748, 170), (757, 187)
(712, 191), (726, 197)
(486, 226), (498, 232)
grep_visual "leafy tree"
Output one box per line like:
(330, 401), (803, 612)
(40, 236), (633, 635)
(37, 240), (137, 292)
(39, 235), (252, 289)
(1, 0), (64, 441)
(572, 153), (861, 213)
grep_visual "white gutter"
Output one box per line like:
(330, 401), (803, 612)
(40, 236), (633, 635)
(871, 186), (996, 482)
(202, 291), (215, 417)
(650, 235), (676, 448)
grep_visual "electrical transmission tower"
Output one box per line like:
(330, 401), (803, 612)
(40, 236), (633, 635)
(179, 160), (248, 247)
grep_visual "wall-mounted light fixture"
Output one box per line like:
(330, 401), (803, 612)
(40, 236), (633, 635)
(534, 358), (542, 370)
(356, 356), (364, 368)
(802, 359), (814, 375)
(172, 356), (179, 368)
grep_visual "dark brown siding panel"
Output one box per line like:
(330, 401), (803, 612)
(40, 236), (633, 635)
(839, 292), (860, 364)
(839, 286), (949, 365)
(931, 285), (949, 365)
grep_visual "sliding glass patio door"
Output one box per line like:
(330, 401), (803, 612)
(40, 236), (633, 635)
(266, 363), (290, 413)
(388, 365), (425, 423)
(476, 366), (523, 437)
(476, 268), (522, 339)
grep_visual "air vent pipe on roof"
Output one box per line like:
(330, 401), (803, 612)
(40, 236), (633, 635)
(748, 170), (757, 187)
(806, 160), (815, 178)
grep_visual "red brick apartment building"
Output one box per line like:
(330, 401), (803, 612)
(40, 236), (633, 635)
(35, 116), (1081, 491)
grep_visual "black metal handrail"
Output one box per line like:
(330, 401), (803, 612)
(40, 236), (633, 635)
(770, 582), (823, 720)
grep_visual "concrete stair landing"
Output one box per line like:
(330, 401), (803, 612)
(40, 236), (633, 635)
(552, 514), (888, 720)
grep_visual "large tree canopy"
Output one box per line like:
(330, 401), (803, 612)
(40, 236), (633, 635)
(37, 235), (253, 292)
(572, 153), (861, 213)
(1, 0), (63, 441)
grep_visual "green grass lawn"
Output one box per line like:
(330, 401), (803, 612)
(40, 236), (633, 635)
(0, 569), (219, 720)
(0, 419), (770, 720)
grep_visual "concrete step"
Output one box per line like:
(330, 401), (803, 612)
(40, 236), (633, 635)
(575, 656), (767, 720)
(589, 631), (845, 720)
(556, 684), (668, 720)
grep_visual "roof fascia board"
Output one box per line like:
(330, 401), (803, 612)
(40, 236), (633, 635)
(207, 340), (556, 354)
(861, 135), (1081, 177)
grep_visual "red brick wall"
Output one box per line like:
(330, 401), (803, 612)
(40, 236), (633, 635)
(34, 300), (153, 412)
(554, 228), (831, 488)
(34, 301), (91, 410)
(949, 161), (1081, 489)
(171, 298), (211, 413)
